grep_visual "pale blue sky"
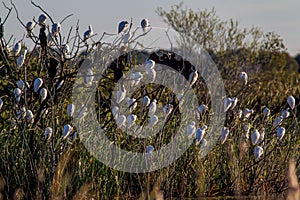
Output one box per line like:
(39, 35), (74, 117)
(1, 0), (299, 55)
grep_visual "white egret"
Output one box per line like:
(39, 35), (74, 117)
(259, 127), (265, 142)
(63, 124), (73, 139)
(118, 21), (129, 34)
(116, 114), (126, 129)
(38, 14), (47, 26)
(17, 80), (24, 90)
(13, 41), (22, 56)
(148, 99), (157, 116)
(14, 88), (22, 102)
(254, 146), (263, 160)
(0, 98), (2, 110)
(277, 127), (285, 141)
(273, 116), (283, 128)
(116, 83), (126, 104)
(239, 71), (248, 85)
(163, 104), (173, 117)
(145, 145), (154, 155)
(224, 97), (232, 112)
(127, 114), (137, 128)
(148, 115), (158, 128)
(198, 104), (208, 114)
(62, 44), (70, 56)
(142, 96), (151, 107)
(34, 78), (43, 92)
(126, 97), (137, 113)
(112, 106), (119, 120)
(83, 25), (93, 42)
(51, 22), (61, 36)
(44, 127), (53, 140)
(39, 88), (47, 102)
(196, 125), (207, 145)
(220, 127), (229, 144)
(26, 21), (35, 33)
(67, 103), (75, 117)
(16, 49), (27, 69)
(144, 59), (155, 70)
(141, 18), (150, 32)
(186, 121), (196, 138)
(263, 107), (270, 118)
(281, 109), (290, 119)
(251, 129), (260, 145)
(287, 96), (295, 110)
(26, 110), (34, 123)
(188, 70), (198, 87)
(243, 108), (254, 119)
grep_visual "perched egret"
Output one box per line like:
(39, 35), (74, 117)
(198, 104), (208, 114)
(38, 14), (47, 26)
(273, 116), (283, 128)
(277, 127), (285, 141)
(67, 104), (75, 117)
(148, 99), (157, 116)
(112, 106), (119, 120)
(0, 98), (3, 110)
(51, 22), (61, 36)
(126, 97), (137, 113)
(13, 41), (22, 56)
(186, 121), (196, 138)
(116, 84), (126, 104)
(118, 21), (129, 34)
(116, 114), (126, 129)
(44, 127), (53, 140)
(188, 70), (198, 87)
(63, 124), (73, 139)
(287, 96), (295, 110)
(243, 108), (254, 119)
(17, 80), (24, 90)
(281, 109), (290, 119)
(34, 78), (43, 92)
(251, 129), (260, 145)
(145, 145), (154, 155)
(26, 21), (35, 33)
(224, 97), (233, 112)
(62, 44), (70, 56)
(146, 68), (156, 82)
(239, 71), (248, 85)
(144, 59), (155, 70)
(163, 104), (173, 117)
(254, 146), (264, 160)
(142, 96), (151, 107)
(141, 18), (150, 32)
(83, 25), (93, 42)
(26, 110), (34, 123)
(127, 114), (137, 128)
(220, 127), (229, 144)
(14, 88), (22, 102)
(196, 125), (207, 145)
(263, 107), (270, 118)
(148, 115), (158, 128)
(39, 88), (47, 102)
(16, 49), (28, 69)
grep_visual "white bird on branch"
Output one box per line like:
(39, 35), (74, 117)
(141, 18), (150, 32)
(67, 103), (75, 117)
(39, 88), (47, 102)
(287, 96), (295, 110)
(34, 78), (43, 92)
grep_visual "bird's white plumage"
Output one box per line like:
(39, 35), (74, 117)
(148, 99), (157, 116)
(51, 22), (61, 36)
(126, 114), (137, 128)
(83, 25), (93, 42)
(16, 49), (27, 69)
(26, 21), (35, 32)
(146, 68), (156, 82)
(112, 106), (119, 120)
(281, 109), (290, 119)
(163, 104), (173, 117)
(141, 18), (150, 32)
(254, 146), (263, 160)
(67, 104), (75, 117)
(144, 59), (155, 70)
(116, 114), (126, 128)
(126, 97), (137, 113)
(239, 71), (248, 85)
(38, 14), (47, 25)
(14, 88), (22, 102)
(186, 121), (196, 138)
(224, 97), (232, 112)
(277, 127), (285, 141)
(116, 84), (126, 104)
(26, 110), (34, 123)
(220, 127), (229, 144)
(34, 78), (43, 92)
(263, 107), (270, 118)
(13, 41), (22, 56)
(251, 129), (260, 145)
(198, 104), (208, 114)
(231, 97), (238, 110)
(148, 115), (158, 128)
(287, 96), (295, 110)
(273, 116), (283, 128)
(39, 88), (47, 102)
(63, 124), (73, 139)
(188, 70), (198, 87)
(0, 98), (3, 110)
(196, 126), (207, 145)
(142, 96), (151, 107)
(44, 127), (53, 140)
(243, 108), (254, 119)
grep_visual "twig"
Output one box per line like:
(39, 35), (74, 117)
(31, 0), (54, 24)
(10, 0), (26, 28)
(60, 14), (73, 24)
(2, 1), (12, 24)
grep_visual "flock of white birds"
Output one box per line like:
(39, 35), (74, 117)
(0, 13), (297, 158)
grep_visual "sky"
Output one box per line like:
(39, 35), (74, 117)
(1, 0), (300, 56)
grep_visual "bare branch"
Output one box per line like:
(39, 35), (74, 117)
(2, 1), (12, 24)
(60, 14), (73, 24)
(10, 0), (26, 28)
(31, 0), (54, 24)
